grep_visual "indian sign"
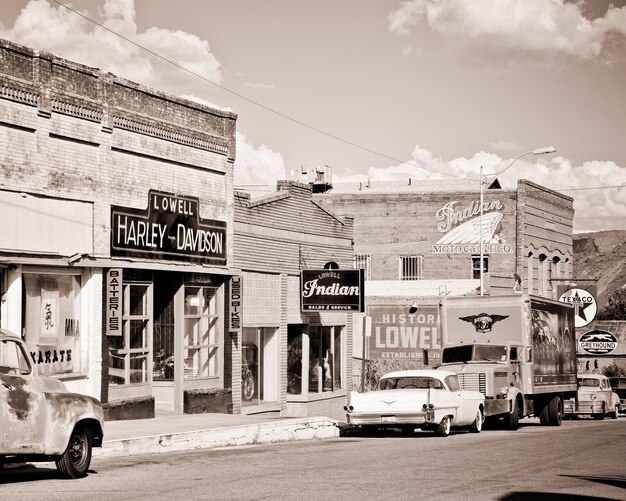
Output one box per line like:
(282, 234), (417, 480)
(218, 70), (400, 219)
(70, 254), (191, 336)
(111, 190), (227, 265)
(432, 199), (513, 254)
(300, 269), (364, 312)
(367, 305), (441, 361)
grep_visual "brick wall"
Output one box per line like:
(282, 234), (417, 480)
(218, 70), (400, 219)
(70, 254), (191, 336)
(0, 38), (236, 261)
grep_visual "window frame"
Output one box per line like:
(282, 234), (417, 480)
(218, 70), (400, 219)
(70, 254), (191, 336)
(399, 255), (423, 281)
(471, 255), (489, 280)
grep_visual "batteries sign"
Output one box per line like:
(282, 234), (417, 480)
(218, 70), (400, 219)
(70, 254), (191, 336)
(558, 288), (597, 328)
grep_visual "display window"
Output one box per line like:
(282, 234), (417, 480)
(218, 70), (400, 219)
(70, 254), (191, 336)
(288, 325), (343, 395)
(108, 282), (152, 386)
(23, 271), (82, 376)
(183, 286), (220, 379)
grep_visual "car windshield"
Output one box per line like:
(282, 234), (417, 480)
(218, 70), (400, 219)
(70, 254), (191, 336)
(441, 344), (508, 363)
(578, 378), (600, 387)
(378, 377), (445, 390)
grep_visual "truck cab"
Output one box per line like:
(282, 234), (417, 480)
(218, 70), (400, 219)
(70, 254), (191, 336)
(440, 343), (525, 428)
(0, 329), (104, 478)
(564, 374), (620, 420)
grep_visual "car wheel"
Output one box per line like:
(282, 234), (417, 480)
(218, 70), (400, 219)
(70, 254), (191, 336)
(610, 410), (618, 419)
(435, 416), (451, 437)
(469, 409), (483, 433)
(55, 426), (93, 479)
(507, 399), (520, 431)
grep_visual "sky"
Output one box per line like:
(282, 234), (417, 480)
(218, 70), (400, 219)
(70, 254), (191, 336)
(1, 0), (625, 234)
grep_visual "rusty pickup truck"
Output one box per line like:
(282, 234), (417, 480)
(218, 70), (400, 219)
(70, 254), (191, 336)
(0, 329), (103, 478)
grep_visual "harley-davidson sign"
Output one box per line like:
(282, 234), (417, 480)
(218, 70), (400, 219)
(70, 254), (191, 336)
(111, 190), (227, 265)
(300, 269), (364, 312)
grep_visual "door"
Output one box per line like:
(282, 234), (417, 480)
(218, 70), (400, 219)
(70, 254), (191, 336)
(242, 327), (278, 407)
(0, 337), (46, 454)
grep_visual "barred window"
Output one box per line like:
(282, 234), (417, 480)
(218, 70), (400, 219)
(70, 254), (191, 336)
(472, 255), (489, 280)
(354, 253), (371, 280)
(399, 256), (423, 280)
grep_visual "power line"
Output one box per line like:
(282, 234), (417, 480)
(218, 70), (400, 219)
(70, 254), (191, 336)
(50, 0), (467, 180)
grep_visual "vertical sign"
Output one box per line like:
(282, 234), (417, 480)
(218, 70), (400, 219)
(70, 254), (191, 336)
(40, 290), (59, 340)
(106, 268), (122, 336)
(229, 275), (242, 332)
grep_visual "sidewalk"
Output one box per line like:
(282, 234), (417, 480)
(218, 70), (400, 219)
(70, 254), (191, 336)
(95, 412), (340, 459)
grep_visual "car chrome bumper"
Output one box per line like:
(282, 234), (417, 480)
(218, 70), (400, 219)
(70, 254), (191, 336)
(346, 412), (430, 426)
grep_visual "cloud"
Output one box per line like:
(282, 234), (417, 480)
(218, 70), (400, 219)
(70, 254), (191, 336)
(334, 146), (626, 233)
(245, 82), (277, 90)
(234, 133), (286, 188)
(180, 94), (233, 113)
(388, 0), (626, 63)
(0, 0), (222, 92)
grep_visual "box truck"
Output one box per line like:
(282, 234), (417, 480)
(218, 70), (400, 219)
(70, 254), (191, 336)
(438, 294), (577, 429)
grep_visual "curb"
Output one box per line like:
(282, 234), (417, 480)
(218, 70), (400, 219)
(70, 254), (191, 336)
(94, 417), (340, 458)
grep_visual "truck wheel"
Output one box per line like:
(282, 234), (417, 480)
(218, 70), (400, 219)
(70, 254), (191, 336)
(469, 409), (483, 433)
(539, 401), (550, 425)
(506, 399), (520, 431)
(435, 416), (451, 437)
(55, 426), (93, 479)
(610, 410), (618, 419)
(548, 396), (563, 426)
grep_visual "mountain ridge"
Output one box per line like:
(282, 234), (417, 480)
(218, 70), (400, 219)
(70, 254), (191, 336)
(573, 230), (626, 311)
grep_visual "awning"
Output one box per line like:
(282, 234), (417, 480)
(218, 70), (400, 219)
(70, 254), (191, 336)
(0, 252), (239, 276)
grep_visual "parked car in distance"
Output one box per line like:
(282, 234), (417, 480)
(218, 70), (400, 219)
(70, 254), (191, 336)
(344, 370), (485, 437)
(0, 329), (103, 478)
(564, 373), (620, 420)
(609, 377), (626, 415)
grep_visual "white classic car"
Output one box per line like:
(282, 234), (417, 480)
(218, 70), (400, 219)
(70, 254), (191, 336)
(0, 329), (104, 478)
(345, 369), (485, 437)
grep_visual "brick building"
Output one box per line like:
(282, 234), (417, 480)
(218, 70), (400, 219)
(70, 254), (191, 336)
(233, 182), (355, 420)
(0, 38), (238, 418)
(314, 177), (575, 376)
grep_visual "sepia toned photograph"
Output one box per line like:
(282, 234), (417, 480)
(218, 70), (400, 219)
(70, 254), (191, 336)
(1, 1), (625, 499)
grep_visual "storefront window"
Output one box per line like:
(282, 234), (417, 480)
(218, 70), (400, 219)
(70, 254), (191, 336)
(184, 286), (219, 379)
(108, 282), (151, 385)
(289, 325), (343, 396)
(23, 272), (81, 376)
(287, 327), (303, 395)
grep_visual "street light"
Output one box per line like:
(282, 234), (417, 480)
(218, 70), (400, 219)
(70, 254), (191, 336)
(479, 146), (557, 296)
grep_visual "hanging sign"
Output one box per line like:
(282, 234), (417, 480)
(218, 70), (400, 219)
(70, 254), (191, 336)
(111, 190), (227, 265)
(106, 268), (123, 336)
(300, 269), (364, 312)
(558, 287), (597, 328)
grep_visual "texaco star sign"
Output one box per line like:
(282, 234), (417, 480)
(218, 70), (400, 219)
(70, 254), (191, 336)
(558, 288), (598, 328)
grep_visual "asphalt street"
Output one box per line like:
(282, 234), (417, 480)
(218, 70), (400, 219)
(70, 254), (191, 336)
(1, 417), (625, 501)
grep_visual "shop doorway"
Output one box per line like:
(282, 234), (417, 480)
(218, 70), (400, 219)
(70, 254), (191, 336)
(242, 327), (279, 408)
(152, 271), (181, 412)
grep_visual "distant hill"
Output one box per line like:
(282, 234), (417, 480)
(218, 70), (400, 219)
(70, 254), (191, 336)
(573, 230), (626, 311)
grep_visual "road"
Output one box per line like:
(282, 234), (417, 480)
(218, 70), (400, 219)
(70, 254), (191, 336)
(1, 418), (625, 501)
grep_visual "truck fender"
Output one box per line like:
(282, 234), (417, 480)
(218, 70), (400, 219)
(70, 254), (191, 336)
(507, 388), (525, 416)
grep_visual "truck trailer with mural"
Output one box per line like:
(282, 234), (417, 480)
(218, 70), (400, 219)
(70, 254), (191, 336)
(438, 294), (577, 429)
